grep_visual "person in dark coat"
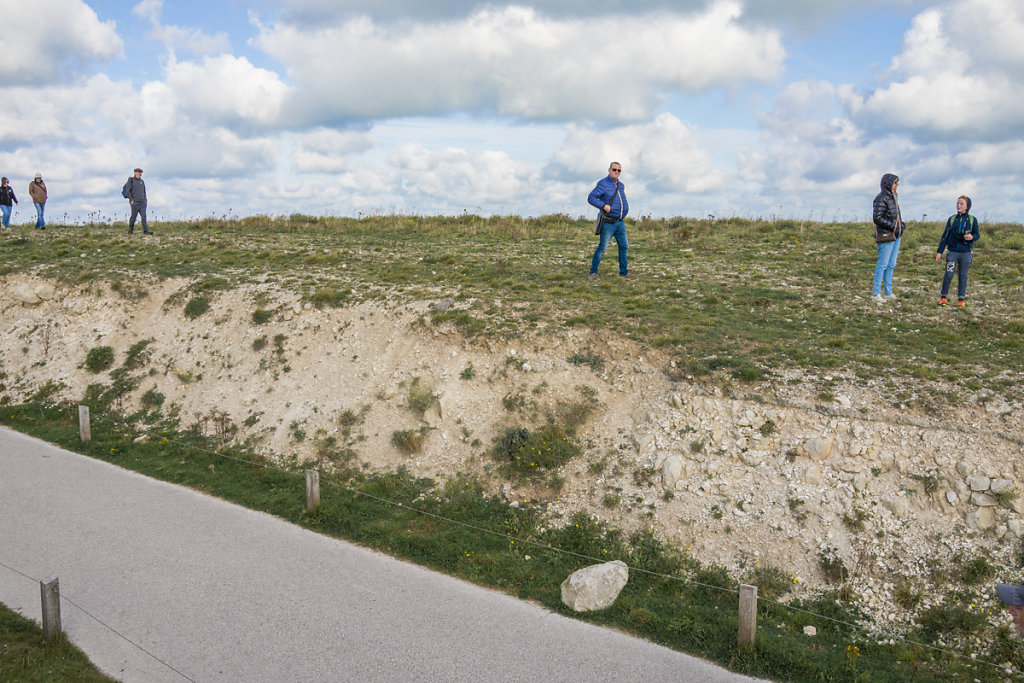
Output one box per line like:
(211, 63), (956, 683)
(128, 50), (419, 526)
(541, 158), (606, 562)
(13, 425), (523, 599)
(871, 173), (905, 303)
(935, 195), (979, 307)
(123, 167), (149, 235)
(0, 177), (17, 230)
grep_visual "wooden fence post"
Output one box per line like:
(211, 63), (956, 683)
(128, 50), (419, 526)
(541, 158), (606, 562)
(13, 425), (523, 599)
(305, 469), (320, 512)
(738, 583), (757, 647)
(40, 576), (61, 640)
(78, 405), (91, 443)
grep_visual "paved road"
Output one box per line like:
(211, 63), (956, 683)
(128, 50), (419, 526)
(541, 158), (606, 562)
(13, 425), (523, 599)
(0, 427), (764, 682)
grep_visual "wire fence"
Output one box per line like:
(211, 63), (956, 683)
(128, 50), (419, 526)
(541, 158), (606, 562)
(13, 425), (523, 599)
(0, 559), (194, 681)
(2, 404), (1019, 680)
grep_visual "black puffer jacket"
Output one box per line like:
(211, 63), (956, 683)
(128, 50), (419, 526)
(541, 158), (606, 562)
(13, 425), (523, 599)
(873, 173), (905, 240)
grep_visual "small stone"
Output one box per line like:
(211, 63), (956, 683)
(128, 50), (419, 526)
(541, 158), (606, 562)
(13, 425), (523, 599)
(991, 479), (1016, 495)
(966, 507), (995, 530)
(802, 464), (822, 485)
(967, 476), (991, 492)
(882, 496), (909, 518)
(971, 492), (996, 507)
(799, 437), (835, 462)
(804, 625), (817, 637)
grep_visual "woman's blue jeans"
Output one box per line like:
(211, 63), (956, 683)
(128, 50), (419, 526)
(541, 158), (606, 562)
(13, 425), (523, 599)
(0, 205), (10, 228)
(873, 238), (901, 295)
(590, 219), (629, 276)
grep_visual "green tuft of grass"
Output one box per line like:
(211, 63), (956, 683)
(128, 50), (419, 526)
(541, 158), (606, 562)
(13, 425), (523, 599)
(83, 346), (115, 373)
(391, 428), (426, 454)
(492, 424), (580, 478)
(184, 296), (210, 319)
(252, 308), (274, 325)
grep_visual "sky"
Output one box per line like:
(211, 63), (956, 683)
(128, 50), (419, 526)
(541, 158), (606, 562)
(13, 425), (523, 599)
(2, 0), (1023, 224)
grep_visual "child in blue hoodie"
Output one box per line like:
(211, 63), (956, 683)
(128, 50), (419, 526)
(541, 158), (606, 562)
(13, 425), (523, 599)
(936, 195), (979, 306)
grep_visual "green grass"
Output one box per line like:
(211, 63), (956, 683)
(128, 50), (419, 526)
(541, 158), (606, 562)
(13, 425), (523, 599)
(1, 215), (1021, 401)
(0, 601), (114, 681)
(0, 402), (1014, 682)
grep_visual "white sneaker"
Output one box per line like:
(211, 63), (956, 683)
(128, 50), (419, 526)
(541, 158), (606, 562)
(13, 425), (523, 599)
(871, 294), (885, 303)
(883, 293), (897, 300)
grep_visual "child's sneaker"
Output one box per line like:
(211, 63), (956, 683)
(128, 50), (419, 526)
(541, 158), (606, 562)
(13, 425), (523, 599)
(938, 297), (947, 306)
(871, 294), (885, 304)
(957, 299), (965, 307)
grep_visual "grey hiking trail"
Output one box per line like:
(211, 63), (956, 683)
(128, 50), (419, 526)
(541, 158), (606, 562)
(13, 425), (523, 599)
(0, 427), (765, 682)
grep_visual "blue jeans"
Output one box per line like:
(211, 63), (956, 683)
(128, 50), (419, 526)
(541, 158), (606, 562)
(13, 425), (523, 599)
(34, 202), (45, 228)
(873, 238), (900, 295)
(590, 219), (628, 276)
(941, 250), (972, 300)
(1, 205), (10, 228)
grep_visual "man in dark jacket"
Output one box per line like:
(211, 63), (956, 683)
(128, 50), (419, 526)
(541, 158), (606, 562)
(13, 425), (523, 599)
(587, 162), (634, 281)
(123, 168), (149, 235)
(871, 173), (905, 303)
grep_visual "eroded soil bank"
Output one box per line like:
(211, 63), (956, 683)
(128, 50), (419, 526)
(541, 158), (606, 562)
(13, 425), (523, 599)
(2, 274), (1022, 632)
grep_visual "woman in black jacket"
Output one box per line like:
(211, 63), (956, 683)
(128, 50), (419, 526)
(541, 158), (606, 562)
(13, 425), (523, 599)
(872, 173), (905, 303)
(0, 177), (17, 230)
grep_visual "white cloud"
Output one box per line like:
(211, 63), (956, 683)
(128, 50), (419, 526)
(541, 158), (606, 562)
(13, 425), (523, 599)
(387, 144), (534, 211)
(847, 0), (1024, 141)
(551, 114), (724, 194)
(161, 55), (289, 127)
(290, 128), (377, 172)
(0, 0), (122, 85)
(257, 1), (784, 124)
(133, 0), (232, 56)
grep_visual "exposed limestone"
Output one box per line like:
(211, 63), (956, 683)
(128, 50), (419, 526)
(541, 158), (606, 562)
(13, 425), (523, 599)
(798, 437), (836, 462)
(0, 275), (1022, 633)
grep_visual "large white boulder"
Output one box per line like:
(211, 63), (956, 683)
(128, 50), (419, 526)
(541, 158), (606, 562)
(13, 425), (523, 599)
(560, 560), (628, 612)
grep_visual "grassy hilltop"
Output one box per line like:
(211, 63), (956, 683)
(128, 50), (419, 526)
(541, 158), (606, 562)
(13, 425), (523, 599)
(3, 213), (1022, 401)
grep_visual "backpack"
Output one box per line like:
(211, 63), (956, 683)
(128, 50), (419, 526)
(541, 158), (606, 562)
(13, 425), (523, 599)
(122, 177), (132, 199)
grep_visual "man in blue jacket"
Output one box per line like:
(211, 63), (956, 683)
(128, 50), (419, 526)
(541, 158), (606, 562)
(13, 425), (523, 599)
(587, 162), (635, 281)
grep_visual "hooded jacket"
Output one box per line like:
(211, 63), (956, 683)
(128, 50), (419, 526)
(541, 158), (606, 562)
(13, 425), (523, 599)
(0, 185), (16, 206)
(872, 173), (904, 240)
(937, 197), (979, 253)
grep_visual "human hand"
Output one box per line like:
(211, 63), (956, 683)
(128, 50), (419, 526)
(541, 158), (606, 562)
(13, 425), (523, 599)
(935, 252), (942, 261)
(603, 204), (611, 212)
(964, 234), (973, 240)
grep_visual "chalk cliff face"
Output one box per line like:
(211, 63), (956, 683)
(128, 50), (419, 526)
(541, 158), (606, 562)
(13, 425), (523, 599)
(2, 274), (1022, 627)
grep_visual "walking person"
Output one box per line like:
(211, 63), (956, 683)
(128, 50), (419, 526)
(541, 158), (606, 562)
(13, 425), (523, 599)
(871, 173), (905, 303)
(28, 173), (47, 229)
(587, 161), (634, 281)
(935, 195), (979, 307)
(0, 177), (17, 230)
(123, 167), (149, 235)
